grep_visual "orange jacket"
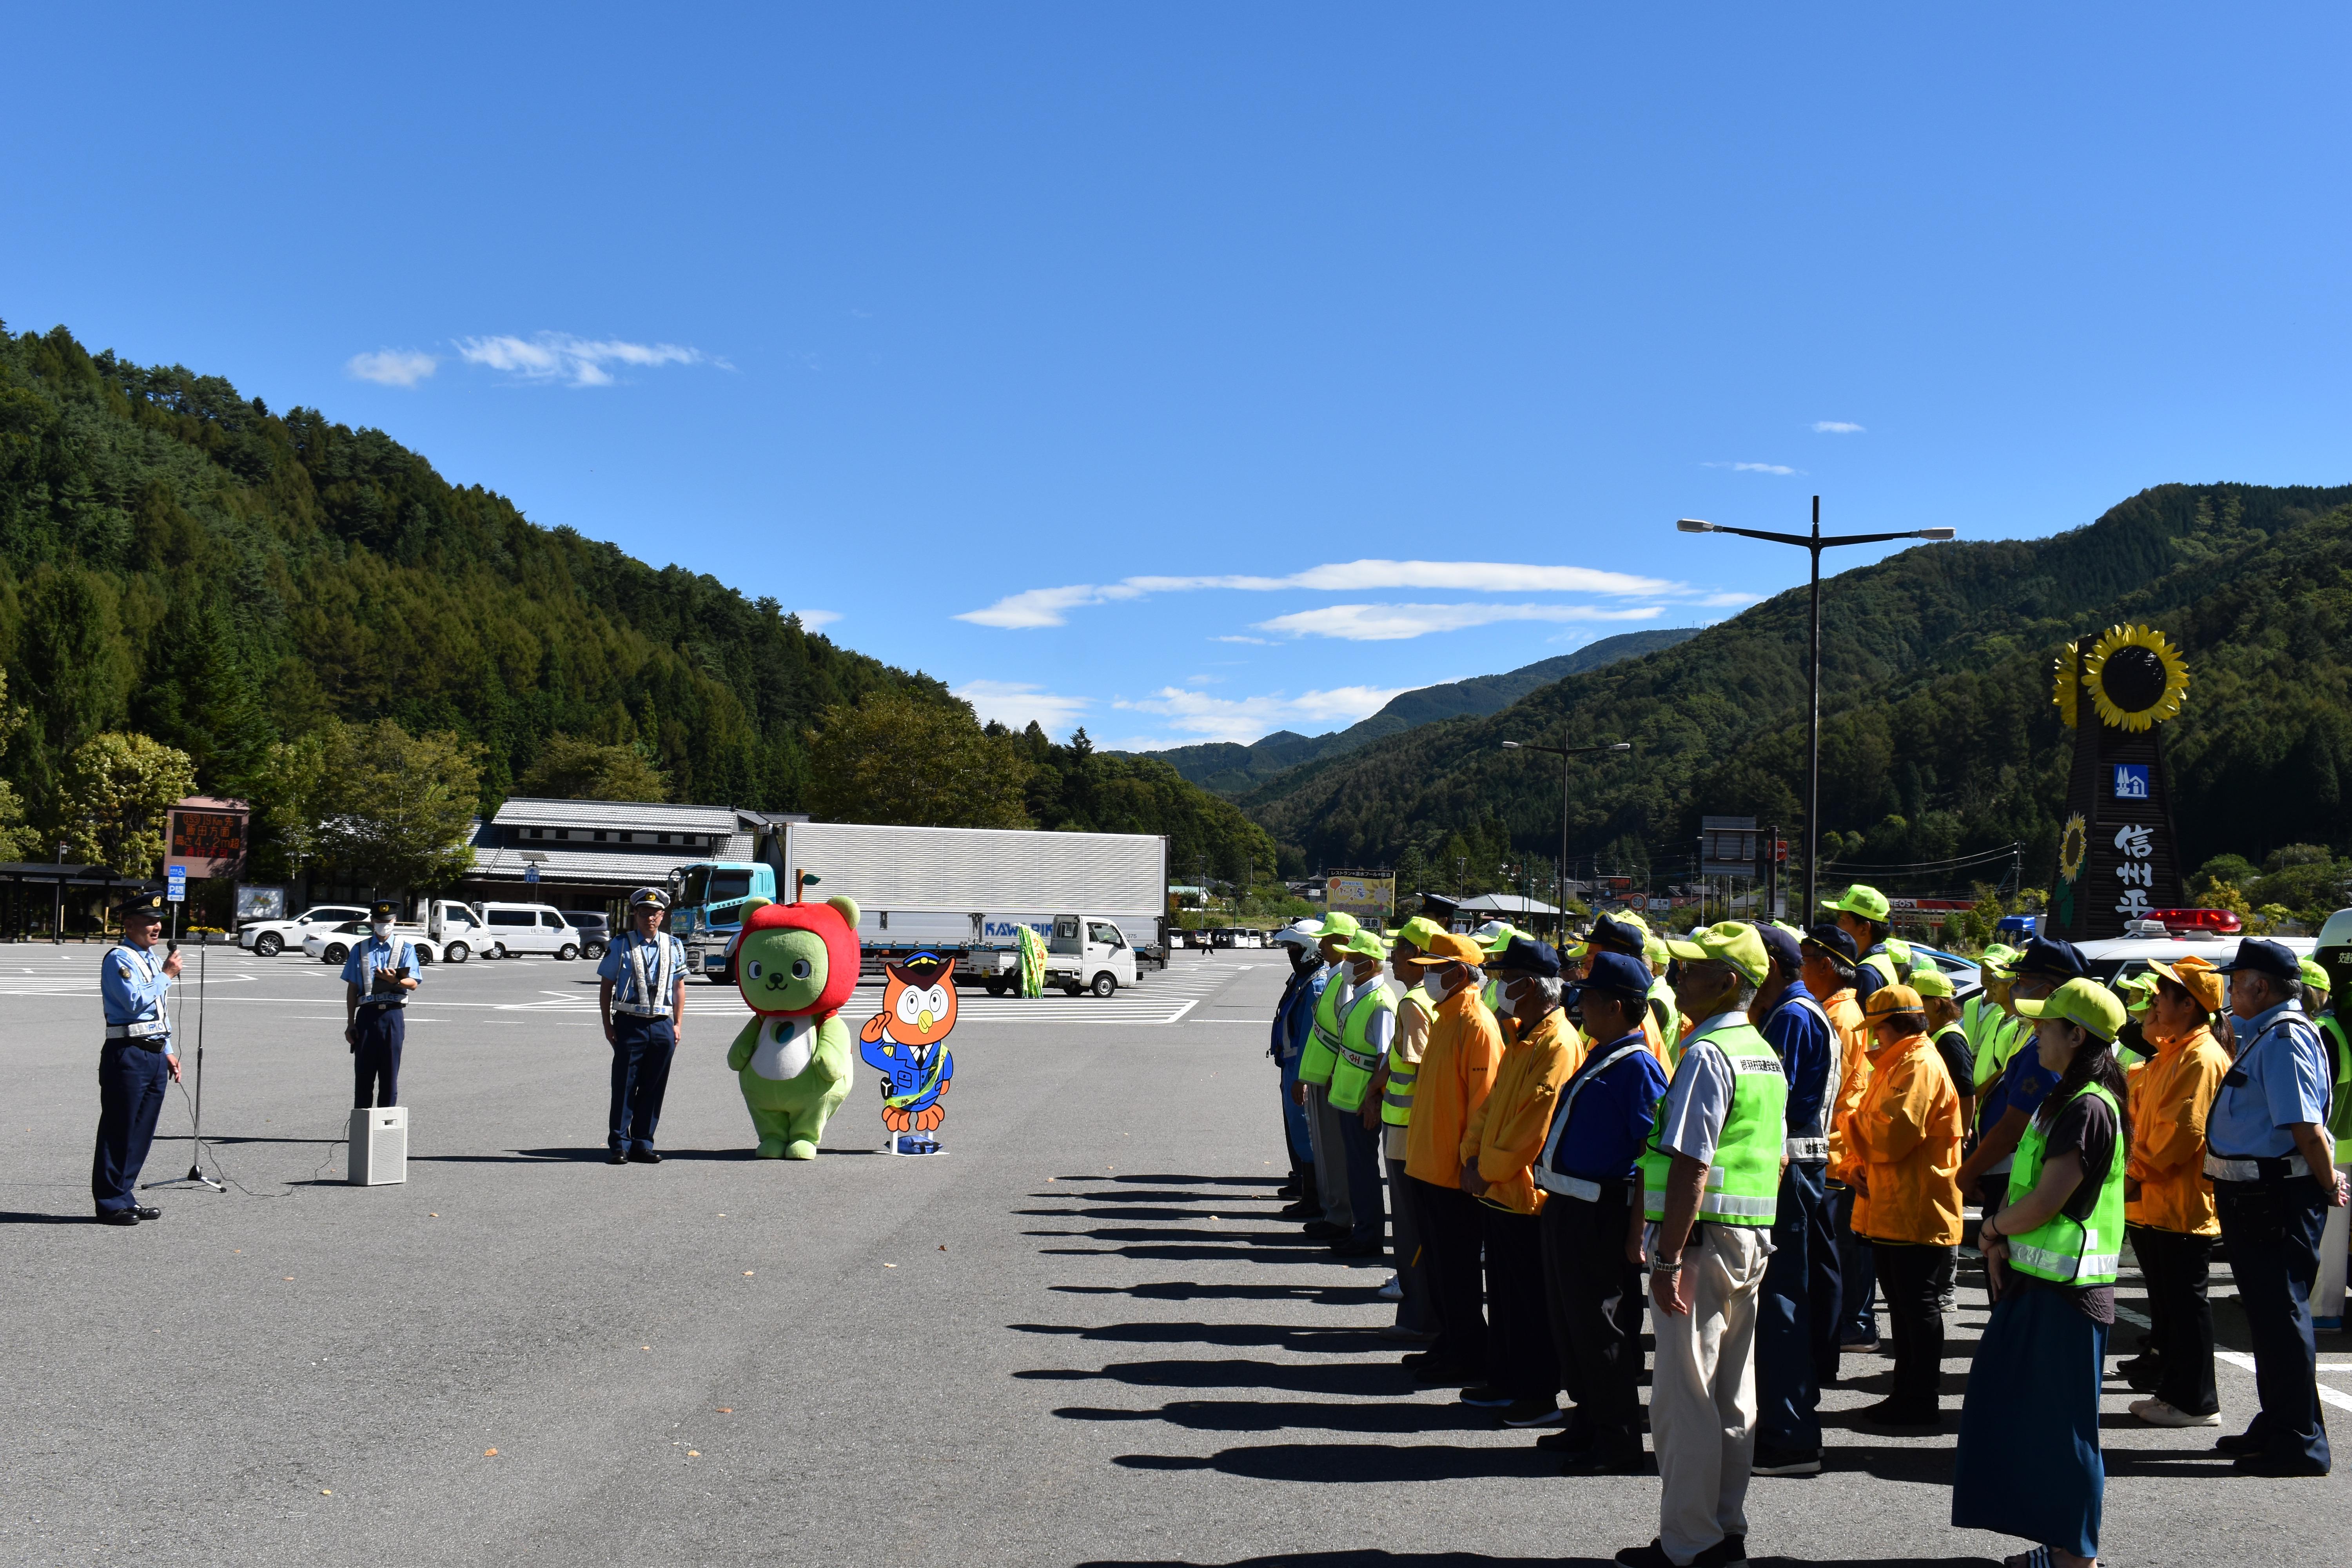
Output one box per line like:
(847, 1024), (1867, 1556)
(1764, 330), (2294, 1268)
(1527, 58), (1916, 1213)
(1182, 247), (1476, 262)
(1847, 1030), (1965, 1245)
(1405, 982), (1505, 1187)
(2126, 1024), (2230, 1237)
(1468, 1009), (1586, 1215)
(1822, 987), (1871, 1182)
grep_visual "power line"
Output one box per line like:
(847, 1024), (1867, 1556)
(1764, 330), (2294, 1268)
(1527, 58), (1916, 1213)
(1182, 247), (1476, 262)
(1819, 842), (2024, 874)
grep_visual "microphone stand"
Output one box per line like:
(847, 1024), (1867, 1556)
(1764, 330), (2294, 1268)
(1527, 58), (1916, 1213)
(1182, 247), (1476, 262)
(149, 936), (225, 1192)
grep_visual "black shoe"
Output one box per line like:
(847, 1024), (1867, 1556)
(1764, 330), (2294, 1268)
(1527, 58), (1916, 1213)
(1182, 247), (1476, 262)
(1565, 1446), (1648, 1476)
(1613, 1539), (1673, 1567)
(1535, 1426), (1593, 1454)
(1751, 1443), (1822, 1475)
(1274, 1181), (1303, 1200)
(1406, 1358), (1474, 1385)
(1329, 1238), (1383, 1258)
(1695, 1536), (1747, 1568)
(1500, 1399), (1566, 1428)
(1853, 1397), (1939, 1430)
(1278, 1200), (1319, 1218)
(627, 1149), (661, 1164)
(2232, 1450), (2330, 1477)
(97, 1210), (140, 1226)
(1458, 1383), (1513, 1408)
(1301, 1220), (1343, 1239)
(2114, 1353), (2162, 1392)
(132, 1205), (161, 1221)
(2216, 1428), (2265, 1455)
(606, 1149), (629, 1165)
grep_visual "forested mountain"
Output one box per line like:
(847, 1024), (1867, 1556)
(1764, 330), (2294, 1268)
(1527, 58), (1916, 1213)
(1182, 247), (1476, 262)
(0, 323), (1272, 884)
(1246, 484), (2352, 903)
(1134, 628), (1700, 795)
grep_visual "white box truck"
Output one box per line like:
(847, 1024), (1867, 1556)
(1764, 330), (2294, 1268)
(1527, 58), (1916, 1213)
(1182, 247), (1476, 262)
(750, 820), (1169, 995)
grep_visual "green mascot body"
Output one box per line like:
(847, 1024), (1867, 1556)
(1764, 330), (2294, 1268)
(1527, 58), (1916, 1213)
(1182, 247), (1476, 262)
(722, 895), (862, 1159)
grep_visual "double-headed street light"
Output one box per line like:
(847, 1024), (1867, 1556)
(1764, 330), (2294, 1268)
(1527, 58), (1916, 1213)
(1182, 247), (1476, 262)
(1676, 496), (1955, 918)
(1500, 739), (1633, 935)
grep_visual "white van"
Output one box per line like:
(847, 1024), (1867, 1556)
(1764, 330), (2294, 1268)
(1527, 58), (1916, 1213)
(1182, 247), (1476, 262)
(477, 902), (588, 960)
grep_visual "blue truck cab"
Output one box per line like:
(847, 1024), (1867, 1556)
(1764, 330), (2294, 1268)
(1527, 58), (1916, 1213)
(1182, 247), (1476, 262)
(669, 861), (777, 982)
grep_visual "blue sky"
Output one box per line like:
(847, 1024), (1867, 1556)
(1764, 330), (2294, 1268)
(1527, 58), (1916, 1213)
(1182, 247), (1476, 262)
(6, 6), (2347, 749)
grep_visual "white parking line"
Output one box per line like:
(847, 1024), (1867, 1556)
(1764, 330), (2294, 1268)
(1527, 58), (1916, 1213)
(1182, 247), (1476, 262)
(2215, 1350), (2352, 1413)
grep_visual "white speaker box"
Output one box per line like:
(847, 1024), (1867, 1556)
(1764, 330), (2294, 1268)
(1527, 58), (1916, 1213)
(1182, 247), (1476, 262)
(349, 1106), (408, 1185)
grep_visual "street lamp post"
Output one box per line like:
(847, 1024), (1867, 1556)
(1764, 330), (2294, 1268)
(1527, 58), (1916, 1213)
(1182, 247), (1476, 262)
(1500, 739), (1633, 937)
(1677, 496), (1954, 918)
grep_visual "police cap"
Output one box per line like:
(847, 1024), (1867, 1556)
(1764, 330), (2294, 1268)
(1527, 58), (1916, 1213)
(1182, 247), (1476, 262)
(2014, 936), (2090, 981)
(629, 886), (671, 911)
(370, 899), (399, 922)
(2217, 937), (2300, 985)
(116, 892), (167, 926)
(1580, 950), (1651, 1000)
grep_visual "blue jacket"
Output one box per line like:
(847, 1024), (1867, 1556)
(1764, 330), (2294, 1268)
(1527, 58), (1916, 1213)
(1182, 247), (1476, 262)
(101, 942), (174, 1045)
(1760, 979), (1836, 1147)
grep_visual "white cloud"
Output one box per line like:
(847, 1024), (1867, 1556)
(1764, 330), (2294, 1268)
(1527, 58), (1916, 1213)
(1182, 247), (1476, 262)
(347, 349), (437, 387)
(455, 333), (727, 388)
(1812, 421), (1866, 434)
(792, 609), (842, 630)
(1211, 634), (1272, 645)
(1695, 591), (1762, 608)
(1704, 461), (1800, 475)
(954, 680), (1090, 733)
(1112, 683), (1415, 743)
(1254, 601), (1665, 642)
(956, 559), (1679, 629)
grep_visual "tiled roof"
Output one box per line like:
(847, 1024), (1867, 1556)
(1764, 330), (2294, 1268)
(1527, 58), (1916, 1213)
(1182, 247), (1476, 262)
(490, 797), (744, 833)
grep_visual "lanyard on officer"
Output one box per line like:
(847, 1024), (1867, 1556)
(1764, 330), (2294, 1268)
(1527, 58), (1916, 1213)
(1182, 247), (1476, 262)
(119, 942), (169, 1033)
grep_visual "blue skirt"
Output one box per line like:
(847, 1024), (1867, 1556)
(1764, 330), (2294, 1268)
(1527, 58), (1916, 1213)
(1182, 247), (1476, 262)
(1951, 1281), (2107, 1558)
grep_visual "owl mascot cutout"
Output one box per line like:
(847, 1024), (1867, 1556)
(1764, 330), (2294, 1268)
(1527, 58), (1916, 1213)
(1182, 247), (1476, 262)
(723, 895), (860, 1159)
(858, 953), (958, 1155)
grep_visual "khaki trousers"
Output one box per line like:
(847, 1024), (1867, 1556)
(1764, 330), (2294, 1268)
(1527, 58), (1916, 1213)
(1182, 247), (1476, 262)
(1650, 1224), (1771, 1566)
(1303, 1082), (1352, 1230)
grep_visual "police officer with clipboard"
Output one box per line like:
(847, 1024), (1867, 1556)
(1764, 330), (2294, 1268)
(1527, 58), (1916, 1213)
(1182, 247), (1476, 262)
(599, 886), (688, 1165)
(93, 893), (183, 1225)
(342, 900), (419, 1107)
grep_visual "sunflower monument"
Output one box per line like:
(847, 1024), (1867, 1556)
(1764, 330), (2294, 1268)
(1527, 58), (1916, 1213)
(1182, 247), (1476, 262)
(2047, 624), (2192, 940)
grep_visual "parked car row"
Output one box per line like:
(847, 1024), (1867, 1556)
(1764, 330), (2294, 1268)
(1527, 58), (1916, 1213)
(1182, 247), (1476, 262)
(246, 902), (611, 964)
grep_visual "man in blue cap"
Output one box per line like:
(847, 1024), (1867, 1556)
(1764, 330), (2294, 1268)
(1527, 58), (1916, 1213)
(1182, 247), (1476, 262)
(93, 893), (182, 1225)
(1748, 921), (1839, 1476)
(599, 886), (690, 1164)
(342, 899), (419, 1111)
(2206, 936), (2348, 1476)
(1268, 920), (1326, 1217)
(1533, 949), (1668, 1474)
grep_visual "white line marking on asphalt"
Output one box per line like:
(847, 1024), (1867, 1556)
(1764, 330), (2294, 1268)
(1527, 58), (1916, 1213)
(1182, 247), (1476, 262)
(1166, 1000), (1198, 1024)
(2215, 1350), (2352, 1412)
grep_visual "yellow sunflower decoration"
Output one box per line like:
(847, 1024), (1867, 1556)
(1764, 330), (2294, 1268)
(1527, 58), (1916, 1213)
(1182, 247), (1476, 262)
(2058, 813), (2089, 883)
(2082, 624), (2190, 731)
(2052, 644), (2080, 728)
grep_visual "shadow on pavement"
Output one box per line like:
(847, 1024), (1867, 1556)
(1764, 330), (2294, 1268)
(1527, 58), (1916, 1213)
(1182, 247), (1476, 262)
(1057, 1399), (1498, 1435)
(1077, 1557), (1992, 1568)
(1011, 1320), (1392, 1352)
(0, 1210), (101, 1225)
(1051, 1282), (1374, 1303)
(1017, 1357), (1406, 1397)
(1115, 1442), (1559, 1482)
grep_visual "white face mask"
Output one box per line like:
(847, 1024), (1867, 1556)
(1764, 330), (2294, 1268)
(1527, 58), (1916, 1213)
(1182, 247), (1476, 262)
(370, 920), (394, 939)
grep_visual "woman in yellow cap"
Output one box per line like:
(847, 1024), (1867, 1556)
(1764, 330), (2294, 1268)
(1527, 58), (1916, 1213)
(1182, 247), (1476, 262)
(2116, 955), (2232, 1427)
(1952, 976), (2132, 1568)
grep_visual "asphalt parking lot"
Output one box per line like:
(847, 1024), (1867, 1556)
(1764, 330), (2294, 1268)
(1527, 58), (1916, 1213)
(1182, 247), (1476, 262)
(4, 945), (2345, 1566)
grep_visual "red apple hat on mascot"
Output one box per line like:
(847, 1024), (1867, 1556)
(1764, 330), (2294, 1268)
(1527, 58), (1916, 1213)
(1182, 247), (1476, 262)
(726, 898), (860, 1018)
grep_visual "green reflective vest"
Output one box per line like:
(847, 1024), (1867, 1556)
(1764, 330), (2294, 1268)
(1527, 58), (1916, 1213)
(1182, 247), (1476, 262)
(2005, 1082), (2125, 1287)
(1638, 1017), (1787, 1226)
(1329, 982), (1398, 1113)
(2321, 1013), (2352, 1142)
(1962, 995), (2006, 1090)
(1297, 969), (1345, 1087)
(1381, 990), (1436, 1127)
(1648, 976), (1683, 1067)
(1859, 941), (1912, 993)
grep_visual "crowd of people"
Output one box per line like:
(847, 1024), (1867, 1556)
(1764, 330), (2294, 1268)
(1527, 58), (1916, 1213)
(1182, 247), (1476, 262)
(1266, 887), (2350, 1568)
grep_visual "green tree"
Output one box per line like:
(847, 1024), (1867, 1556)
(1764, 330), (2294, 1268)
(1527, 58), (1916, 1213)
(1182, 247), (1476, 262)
(246, 730), (332, 883)
(60, 731), (195, 876)
(315, 720), (481, 891)
(806, 691), (1032, 829)
(516, 733), (669, 801)
(0, 672), (36, 860)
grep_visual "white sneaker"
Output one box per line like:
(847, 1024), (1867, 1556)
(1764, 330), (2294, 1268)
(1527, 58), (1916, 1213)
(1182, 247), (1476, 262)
(1377, 1274), (1403, 1301)
(2130, 1396), (2220, 1427)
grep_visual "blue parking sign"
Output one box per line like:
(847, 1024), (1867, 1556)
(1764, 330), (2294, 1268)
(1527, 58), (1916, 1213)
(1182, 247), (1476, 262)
(166, 865), (187, 903)
(2112, 763), (2150, 800)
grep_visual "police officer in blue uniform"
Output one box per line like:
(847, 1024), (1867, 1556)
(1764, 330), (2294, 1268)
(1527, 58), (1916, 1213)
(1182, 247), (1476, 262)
(2207, 936), (2348, 1477)
(1749, 920), (1840, 1476)
(341, 900), (419, 1107)
(599, 887), (688, 1165)
(93, 893), (183, 1225)
(1532, 949), (1670, 1474)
